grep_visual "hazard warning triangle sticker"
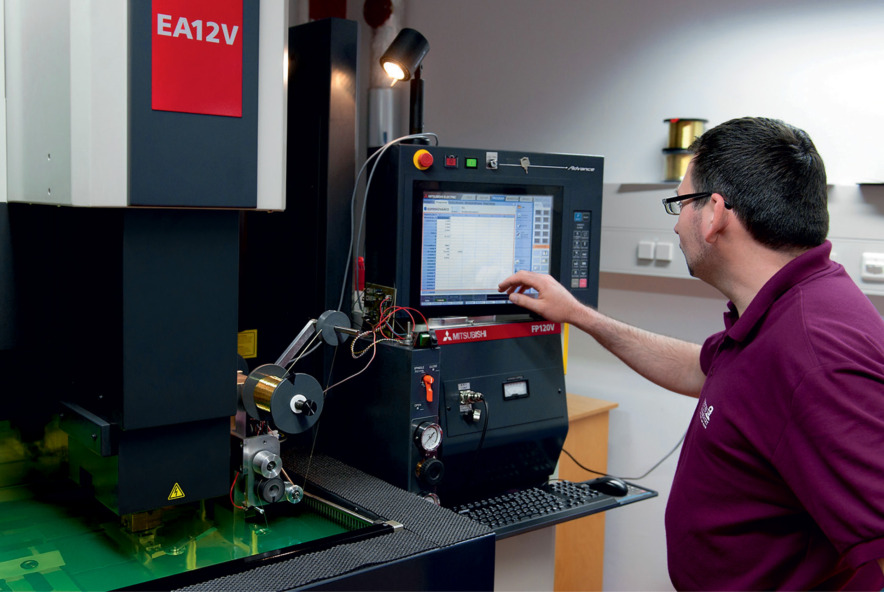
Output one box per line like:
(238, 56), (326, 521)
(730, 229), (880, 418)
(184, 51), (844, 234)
(168, 483), (186, 500)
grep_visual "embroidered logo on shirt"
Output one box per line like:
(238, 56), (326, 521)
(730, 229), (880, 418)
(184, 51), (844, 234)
(699, 399), (714, 429)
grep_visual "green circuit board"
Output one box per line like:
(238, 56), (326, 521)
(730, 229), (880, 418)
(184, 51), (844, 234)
(0, 421), (352, 591)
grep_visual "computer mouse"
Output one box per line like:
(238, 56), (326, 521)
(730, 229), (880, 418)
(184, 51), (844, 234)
(587, 476), (629, 497)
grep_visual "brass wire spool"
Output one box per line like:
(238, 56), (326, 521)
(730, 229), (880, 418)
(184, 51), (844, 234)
(663, 148), (693, 182)
(253, 373), (284, 413)
(664, 118), (707, 149)
(663, 119), (707, 181)
(241, 364), (324, 434)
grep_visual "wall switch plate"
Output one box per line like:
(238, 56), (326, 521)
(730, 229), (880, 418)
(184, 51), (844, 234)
(861, 252), (884, 282)
(655, 242), (674, 262)
(637, 240), (655, 261)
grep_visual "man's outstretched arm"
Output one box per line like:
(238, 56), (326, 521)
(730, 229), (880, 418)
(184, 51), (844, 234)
(499, 271), (705, 397)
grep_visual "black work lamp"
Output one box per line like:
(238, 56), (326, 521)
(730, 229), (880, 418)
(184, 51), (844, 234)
(379, 28), (430, 138)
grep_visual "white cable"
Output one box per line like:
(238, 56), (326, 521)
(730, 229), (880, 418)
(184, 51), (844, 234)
(336, 132), (440, 314)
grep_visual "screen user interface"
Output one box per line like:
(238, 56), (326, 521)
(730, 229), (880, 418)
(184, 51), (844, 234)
(419, 191), (552, 307)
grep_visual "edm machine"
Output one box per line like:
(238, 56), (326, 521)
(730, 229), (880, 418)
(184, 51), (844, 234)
(315, 145), (656, 524)
(0, 7), (493, 592)
(0, 4), (654, 591)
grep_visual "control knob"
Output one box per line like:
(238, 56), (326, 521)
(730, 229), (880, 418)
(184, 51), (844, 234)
(416, 457), (445, 486)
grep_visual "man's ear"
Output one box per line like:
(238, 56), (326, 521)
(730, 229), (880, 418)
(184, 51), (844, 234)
(702, 193), (731, 243)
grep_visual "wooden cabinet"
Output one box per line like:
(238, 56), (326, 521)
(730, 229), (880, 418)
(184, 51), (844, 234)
(555, 394), (618, 591)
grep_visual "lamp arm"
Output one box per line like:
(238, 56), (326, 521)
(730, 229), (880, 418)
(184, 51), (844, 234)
(409, 65), (426, 140)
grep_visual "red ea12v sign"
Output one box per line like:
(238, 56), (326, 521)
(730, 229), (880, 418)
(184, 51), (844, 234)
(151, 0), (243, 117)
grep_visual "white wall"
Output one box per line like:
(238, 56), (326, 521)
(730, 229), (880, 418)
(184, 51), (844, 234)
(346, 1), (884, 589)
(0, 2), (8, 204)
(372, 0), (884, 185)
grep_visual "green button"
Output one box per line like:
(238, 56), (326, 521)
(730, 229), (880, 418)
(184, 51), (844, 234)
(465, 157), (478, 169)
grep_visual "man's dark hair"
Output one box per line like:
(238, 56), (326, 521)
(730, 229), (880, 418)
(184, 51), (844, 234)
(689, 117), (829, 250)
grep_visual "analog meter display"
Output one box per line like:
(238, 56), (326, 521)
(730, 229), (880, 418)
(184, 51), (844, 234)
(414, 422), (442, 452)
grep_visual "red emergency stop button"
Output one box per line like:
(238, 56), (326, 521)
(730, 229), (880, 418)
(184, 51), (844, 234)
(413, 149), (434, 171)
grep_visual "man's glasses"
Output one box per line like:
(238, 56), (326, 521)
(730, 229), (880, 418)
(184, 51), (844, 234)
(662, 192), (732, 215)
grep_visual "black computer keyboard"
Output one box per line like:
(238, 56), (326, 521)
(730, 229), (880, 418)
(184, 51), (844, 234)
(451, 480), (622, 538)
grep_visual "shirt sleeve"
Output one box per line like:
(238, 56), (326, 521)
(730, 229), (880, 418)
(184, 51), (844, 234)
(699, 331), (726, 375)
(772, 364), (884, 570)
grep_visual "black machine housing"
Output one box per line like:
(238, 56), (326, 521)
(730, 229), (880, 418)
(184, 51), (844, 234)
(318, 328), (569, 507)
(318, 145), (604, 507)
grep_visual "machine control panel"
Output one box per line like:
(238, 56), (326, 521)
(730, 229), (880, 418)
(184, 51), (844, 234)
(408, 352), (443, 497)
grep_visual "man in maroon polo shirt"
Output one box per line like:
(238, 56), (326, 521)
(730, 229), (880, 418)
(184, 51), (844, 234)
(498, 117), (884, 590)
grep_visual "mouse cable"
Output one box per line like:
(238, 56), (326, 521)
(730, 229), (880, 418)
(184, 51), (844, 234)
(561, 429), (687, 482)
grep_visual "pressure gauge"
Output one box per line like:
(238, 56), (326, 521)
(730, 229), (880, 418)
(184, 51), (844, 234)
(414, 422), (443, 453)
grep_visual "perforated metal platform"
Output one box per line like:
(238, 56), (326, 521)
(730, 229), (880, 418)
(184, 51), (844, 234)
(169, 453), (493, 591)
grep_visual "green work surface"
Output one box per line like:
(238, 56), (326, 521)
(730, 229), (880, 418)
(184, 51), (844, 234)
(0, 421), (352, 592)
(0, 482), (351, 591)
